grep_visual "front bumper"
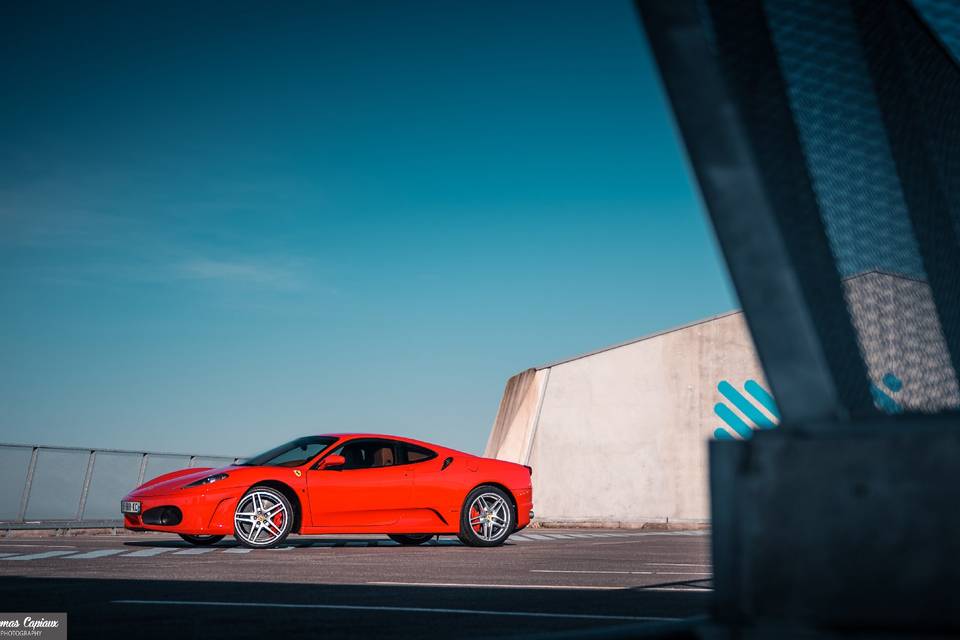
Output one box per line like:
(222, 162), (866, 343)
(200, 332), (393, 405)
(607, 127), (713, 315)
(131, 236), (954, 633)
(121, 488), (239, 536)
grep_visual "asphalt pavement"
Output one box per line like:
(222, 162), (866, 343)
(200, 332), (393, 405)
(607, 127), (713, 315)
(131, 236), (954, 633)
(0, 529), (712, 639)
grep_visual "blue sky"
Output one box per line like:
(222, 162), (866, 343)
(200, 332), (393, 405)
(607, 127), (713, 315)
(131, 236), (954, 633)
(0, 1), (735, 456)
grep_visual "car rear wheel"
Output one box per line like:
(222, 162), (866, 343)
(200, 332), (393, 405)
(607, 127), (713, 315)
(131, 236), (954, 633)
(179, 534), (224, 546)
(458, 485), (514, 547)
(388, 534), (433, 546)
(234, 486), (293, 549)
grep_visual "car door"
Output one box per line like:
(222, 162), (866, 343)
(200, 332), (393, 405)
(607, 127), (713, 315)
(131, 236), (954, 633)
(306, 438), (413, 528)
(402, 443), (468, 527)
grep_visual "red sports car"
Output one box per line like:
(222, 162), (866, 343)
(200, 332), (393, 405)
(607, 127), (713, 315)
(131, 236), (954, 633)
(121, 434), (533, 548)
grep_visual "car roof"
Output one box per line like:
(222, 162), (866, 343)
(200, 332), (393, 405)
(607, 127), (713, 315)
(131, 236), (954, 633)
(317, 433), (469, 455)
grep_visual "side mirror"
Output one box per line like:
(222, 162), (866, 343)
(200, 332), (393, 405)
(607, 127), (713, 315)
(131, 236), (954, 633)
(318, 454), (346, 470)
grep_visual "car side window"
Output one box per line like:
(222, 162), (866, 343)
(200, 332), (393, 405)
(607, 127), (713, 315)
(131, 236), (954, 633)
(330, 439), (398, 470)
(403, 444), (437, 464)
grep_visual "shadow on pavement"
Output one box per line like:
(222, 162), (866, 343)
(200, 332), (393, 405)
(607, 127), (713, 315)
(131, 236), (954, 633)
(122, 536), (500, 549)
(0, 577), (710, 639)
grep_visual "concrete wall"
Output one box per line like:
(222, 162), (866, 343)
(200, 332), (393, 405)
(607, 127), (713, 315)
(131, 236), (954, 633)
(483, 368), (549, 465)
(485, 311), (769, 527)
(483, 271), (954, 527)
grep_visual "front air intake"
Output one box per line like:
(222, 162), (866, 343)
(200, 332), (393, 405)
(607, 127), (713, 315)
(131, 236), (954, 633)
(141, 506), (183, 526)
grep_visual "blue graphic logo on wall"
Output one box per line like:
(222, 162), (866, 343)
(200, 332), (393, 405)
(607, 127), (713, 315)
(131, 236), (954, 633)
(713, 373), (904, 440)
(713, 380), (780, 440)
(870, 372), (904, 415)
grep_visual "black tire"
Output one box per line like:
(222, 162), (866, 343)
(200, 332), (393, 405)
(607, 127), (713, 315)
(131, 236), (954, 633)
(388, 534), (433, 546)
(457, 485), (515, 547)
(179, 534), (225, 546)
(233, 485), (294, 549)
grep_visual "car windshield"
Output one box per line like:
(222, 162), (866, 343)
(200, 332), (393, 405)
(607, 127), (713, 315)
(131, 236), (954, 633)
(238, 436), (337, 467)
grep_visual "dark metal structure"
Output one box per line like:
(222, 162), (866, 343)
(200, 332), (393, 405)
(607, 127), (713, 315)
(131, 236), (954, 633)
(637, 0), (960, 635)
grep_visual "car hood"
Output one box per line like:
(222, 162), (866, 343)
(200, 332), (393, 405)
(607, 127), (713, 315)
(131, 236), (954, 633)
(130, 466), (235, 497)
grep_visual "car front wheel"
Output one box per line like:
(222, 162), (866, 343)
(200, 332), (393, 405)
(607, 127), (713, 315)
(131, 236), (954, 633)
(458, 485), (514, 547)
(233, 486), (293, 549)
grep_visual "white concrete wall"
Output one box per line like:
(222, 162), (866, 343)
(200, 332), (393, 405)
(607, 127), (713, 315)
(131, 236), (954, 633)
(484, 271), (954, 527)
(486, 311), (768, 526)
(483, 368), (549, 464)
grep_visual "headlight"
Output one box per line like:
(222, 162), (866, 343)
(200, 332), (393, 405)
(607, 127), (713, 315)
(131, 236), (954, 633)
(183, 473), (229, 488)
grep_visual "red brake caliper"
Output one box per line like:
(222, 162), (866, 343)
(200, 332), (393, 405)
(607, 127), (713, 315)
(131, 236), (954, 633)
(471, 506), (481, 533)
(272, 511), (284, 529)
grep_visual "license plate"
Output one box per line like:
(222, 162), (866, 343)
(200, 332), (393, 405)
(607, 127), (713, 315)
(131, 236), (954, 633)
(121, 501), (141, 514)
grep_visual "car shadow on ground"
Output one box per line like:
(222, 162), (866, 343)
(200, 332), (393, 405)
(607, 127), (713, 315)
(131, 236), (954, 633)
(122, 535), (498, 548)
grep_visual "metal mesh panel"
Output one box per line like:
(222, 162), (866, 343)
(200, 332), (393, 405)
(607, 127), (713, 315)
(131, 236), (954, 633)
(914, 0), (960, 61)
(705, 0), (879, 418)
(757, 0), (960, 414)
(766, 0), (925, 279)
(855, 0), (960, 411)
(844, 273), (960, 411)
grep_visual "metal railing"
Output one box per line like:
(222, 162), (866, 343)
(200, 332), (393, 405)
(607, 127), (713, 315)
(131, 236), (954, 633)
(0, 443), (238, 530)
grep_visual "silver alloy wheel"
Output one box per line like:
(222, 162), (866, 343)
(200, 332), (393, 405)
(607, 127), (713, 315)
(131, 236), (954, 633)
(234, 490), (288, 546)
(468, 492), (511, 542)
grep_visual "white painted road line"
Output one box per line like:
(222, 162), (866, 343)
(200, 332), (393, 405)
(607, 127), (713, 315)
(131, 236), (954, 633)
(124, 547), (176, 558)
(66, 549), (127, 560)
(0, 544), (77, 548)
(112, 599), (681, 622)
(2, 550), (76, 561)
(0, 531), (699, 562)
(368, 581), (626, 591)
